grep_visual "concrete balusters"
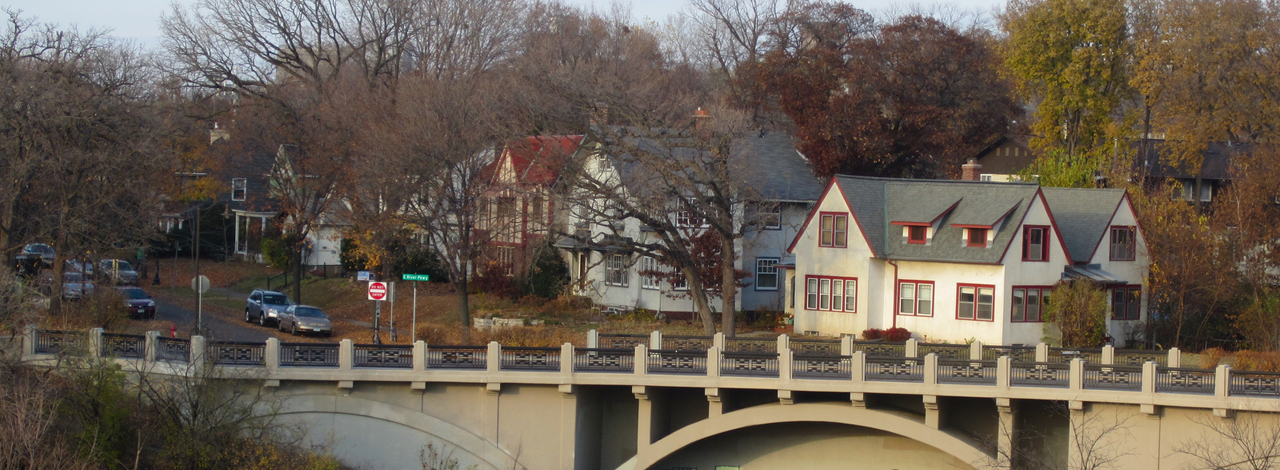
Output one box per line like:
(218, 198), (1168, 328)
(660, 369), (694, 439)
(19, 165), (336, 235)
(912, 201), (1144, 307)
(412, 340), (427, 371)
(1068, 358), (1083, 391)
(1169, 348), (1182, 368)
(713, 332), (725, 350)
(190, 335), (206, 365)
(923, 353), (938, 385)
(996, 355), (1012, 390)
(1102, 344), (1116, 364)
(650, 330), (663, 350)
(145, 331), (159, 363)
(906, 338), (918, 358)
(586, 329), (599, 349)
(776, 334), (790, 353)
(1035, 343), (1048, 362)
(560, 343), (574, 377)
(265, 338), (281, 371)
(852, 351), (866, 384)
(1215, 364), (1230, 398)
(970, 341), (984, 360)
(634, 344), (648, 376)
(840, 335), (853, 356)
(486, 341), (501, 374)
(707, 347), (721, 379)
(89, 327), (104, 358)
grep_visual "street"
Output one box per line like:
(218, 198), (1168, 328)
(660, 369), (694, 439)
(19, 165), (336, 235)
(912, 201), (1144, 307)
(151, 294), (273, 342)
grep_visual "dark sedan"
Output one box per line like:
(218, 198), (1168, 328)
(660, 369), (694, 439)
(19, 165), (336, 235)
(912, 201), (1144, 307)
(117, 287), (156, 319)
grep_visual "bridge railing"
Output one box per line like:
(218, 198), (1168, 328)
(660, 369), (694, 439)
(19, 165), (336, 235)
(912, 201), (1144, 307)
(1157, 367), (1215, 394)
(981, 345), (1035, 362)
(1229, 370), (1280, 397)
(426, 345), (487, 369)
(790, 338), (841, 356)
(864, 356), (923, 382)
(156, 336), (190, 362)
(724, 337), (777, 353)
(917, 343), (968, 360)
(100, 333), (145, 359)
(1010, 361), (1070, 388)
(500, 346), (561, 371)
(210, 341), (266, 366)
(280, 343), (340, 367)
(1082, 364), (1143, 391)
(573, 348), (634, 373)
(937, 359), (997, 385)
(354, 344), (413, 369)
(793, 354), (852, 379)
(648, 349), (707, 375)
(720, 351), (779, 378)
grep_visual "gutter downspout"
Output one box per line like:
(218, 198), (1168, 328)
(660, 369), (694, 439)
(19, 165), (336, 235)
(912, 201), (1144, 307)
(889, 259), (899, 330)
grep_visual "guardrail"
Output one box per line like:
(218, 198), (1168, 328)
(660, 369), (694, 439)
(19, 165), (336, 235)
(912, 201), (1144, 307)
(30, 329), (1280, 411)
(1048, 347), (1102, 364)
(354, 344), (413, 368)
(852, 341), (906, 358)
(597, 334), (648, 349)
(982, 345), (1035, 362)
(663, 335), (713, 352)
(280, 343), (339, 367)
(917, 343), (968, 360)
(725, 337), (776, 353)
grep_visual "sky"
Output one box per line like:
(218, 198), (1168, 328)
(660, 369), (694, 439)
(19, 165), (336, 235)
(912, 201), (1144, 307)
(2, 0), (1004, 49)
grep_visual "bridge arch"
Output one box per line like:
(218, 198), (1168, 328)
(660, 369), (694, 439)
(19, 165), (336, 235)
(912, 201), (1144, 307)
(627, 402), (990, 470)
(275, 394), (521, 470)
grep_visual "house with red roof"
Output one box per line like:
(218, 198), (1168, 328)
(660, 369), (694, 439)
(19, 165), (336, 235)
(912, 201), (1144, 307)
(476, 135), (583, 275)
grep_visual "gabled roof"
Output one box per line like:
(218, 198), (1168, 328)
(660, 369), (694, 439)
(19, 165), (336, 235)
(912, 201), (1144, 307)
(1040, 187), (1126, 264)
(825, 176), (1041, 264)
(484, 135), (583, 186)
(1135, 139), (1250, 181)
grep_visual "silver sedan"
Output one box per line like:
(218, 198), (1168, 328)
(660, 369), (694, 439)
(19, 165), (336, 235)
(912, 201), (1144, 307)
(278, 305), (333, 337)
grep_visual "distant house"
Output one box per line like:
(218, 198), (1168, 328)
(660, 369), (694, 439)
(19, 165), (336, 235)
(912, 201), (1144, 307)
(967, 134), (1038, 182)
(557, 129), (823, 315)
(785, 176), (1150, 346)
(1135, 139), (1251, 203)
(476, 135), (583, 276)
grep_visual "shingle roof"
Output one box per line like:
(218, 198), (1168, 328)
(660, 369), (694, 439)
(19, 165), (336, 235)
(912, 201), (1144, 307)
(1040, 187), (1126, 264)
(835, 176), (1040, 263)
(1135, 140), (1250, 181)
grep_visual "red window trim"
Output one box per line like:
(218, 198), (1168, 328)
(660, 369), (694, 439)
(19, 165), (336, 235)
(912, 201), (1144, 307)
(1011, 285), (1054, 323)
(804, 275), (858, 313)
(956, 284), (996, 322)
(1022, 225), (1050, 262)
(1109, 225), (1137, 261)
(907, 225), (928, 244)
(896, 280), (935, 317)
(818, 212), (849, 248)
(966, 228), (988, 247)
(1110, 285), (1142, 320)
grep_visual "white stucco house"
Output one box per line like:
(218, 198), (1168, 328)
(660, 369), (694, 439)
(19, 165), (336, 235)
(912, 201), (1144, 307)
(556, 130), (823, 317)
(784, 175), (1150, 346)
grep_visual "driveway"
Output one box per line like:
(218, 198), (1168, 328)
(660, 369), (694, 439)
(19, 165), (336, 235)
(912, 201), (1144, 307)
(152, 294), (273, 342)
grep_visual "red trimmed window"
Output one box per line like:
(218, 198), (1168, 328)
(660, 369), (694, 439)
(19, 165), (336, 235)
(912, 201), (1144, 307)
(805, 276), (857, 312)
(1012, 286), (1052, 322)
(906, 225), (927, 244)
(1023, 226), (1049, 261)
(967, 228), (988, 247)
(1111, 286), (1141, 320)
(897, 280), (934, 316)
(957, 285), (995, 321)
(819, 213), (848, 248)
(1110, 226), (1136, 261)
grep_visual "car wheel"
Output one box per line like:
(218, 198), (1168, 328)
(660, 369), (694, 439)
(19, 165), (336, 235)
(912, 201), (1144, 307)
(245, 309), (251, 322)
(291, 323), (298, 336)
(323, 331), (331, 338)
(278, 320), (285, 332)
(259, 312), (268, 327)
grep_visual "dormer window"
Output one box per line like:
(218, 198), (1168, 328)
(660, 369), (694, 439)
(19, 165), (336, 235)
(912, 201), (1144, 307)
(231, 178), (247, 201)
(907, 225), (927, 244)
(967, 228), (987, 247)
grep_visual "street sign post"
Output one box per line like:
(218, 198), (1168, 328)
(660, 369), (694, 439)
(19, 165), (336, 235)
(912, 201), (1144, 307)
(192, 275), (210, 333)
(367, 281), (388, 301)
(402, 274), (430, 342)
(191, 275), (210, 293)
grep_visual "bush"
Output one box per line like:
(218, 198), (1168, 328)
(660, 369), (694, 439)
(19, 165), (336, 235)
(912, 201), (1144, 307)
(1044, 280), (1109, 347)
(862, 327), (911, 342)
(1200, 347), (1229, 368)
(1234, 350), (1280, 372)
(262, 234), (301, 271)
(520, 243), (569, 299)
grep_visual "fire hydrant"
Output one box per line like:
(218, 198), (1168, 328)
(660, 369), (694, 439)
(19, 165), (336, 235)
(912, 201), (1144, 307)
(170, 323), (177, 338)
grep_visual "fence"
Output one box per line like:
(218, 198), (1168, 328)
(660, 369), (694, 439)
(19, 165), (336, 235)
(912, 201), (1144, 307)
(100, 333), (145, 359)
(1229, 370), (1280, 397)
(793, 355), (852, 379)
(156, 337), (190, 362)
(280, 343), (340, 367)
(426, 345), (487, 369)
(663, 335), (713, 351)
(34, 330), (86, 355)
(354, 344), (413, 368)
(982, 345), (1035, 362)
(917, 343), (968, 360)
(573, 348), (634, 373)
(648, 349), (707, 375)
(1157, 367), (1215, 394)
(851, 341), (906, 358)
(938, 359), (998, 385)
(210, 341), (266, 366)
(1114, 349), (1168, 367)
(724, 337), (777, 353)
(1010, 362), (1070, 387)
(864, 357), (923, 382)
(1082, 364), (1143, 391)
(790, 338), (841, 356)
(1048, 348), (1102, 364)
(598, 334), (648, 349)
(500, 347), (561, 371)
(720, 351), (779, 378)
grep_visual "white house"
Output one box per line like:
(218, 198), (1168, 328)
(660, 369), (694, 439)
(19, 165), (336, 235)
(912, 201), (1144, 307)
(556, 130), (823, 316)
(784, 175), (1150, 346)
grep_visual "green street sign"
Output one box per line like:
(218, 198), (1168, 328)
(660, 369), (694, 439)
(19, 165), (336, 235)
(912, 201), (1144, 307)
(402, 273), (430, 281)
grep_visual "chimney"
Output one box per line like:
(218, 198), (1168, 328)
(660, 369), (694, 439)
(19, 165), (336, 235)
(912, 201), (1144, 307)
(693, 107), (711, 131)
(962, 158), (982, 181)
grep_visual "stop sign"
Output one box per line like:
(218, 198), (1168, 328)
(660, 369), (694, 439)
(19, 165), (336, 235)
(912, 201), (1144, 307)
(368, 281), (388, 301)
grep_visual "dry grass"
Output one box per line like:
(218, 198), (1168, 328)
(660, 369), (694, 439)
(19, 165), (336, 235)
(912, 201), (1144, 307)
(416, 324), (585, 347)
(1232, 350), (1280, 372)
(153, 259), (275, 289)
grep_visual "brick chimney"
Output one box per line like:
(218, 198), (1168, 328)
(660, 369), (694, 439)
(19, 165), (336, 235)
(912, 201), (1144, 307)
(961, 158), (982, 181)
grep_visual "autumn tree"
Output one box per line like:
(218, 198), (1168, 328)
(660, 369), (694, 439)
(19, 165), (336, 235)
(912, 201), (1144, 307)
(1000, 0), (1130, 158)
(759, 13), (1019, 178)
(1044, 280), (1109, 347)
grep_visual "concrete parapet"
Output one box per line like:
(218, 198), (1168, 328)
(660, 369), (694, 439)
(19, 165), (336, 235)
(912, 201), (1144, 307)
(650, 331), (663, 350)
(486, 342), (500, 373)
(90, 327), (104, 358)
(339, 339), (353, 370)
(970, 341), (983, 360)
(707, 347), (721, 379)
(1102, 345), (1116, 364)
(1069, 358), (1083, 390)
(906, 338), (918, 358)
(1035, 343), (1048, 362)
(587, 329), (598, 349)
(265, 338), (280, 371)
(634, 344), (648, 376)
(412, 341), (426, 371)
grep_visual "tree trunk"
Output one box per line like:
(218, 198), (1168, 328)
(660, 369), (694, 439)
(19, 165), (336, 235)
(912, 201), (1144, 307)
(294, 243), (303, 305)
(454, 274), (470, 340)
(683, 267), (717, 336)
(720, 235), (737, 337)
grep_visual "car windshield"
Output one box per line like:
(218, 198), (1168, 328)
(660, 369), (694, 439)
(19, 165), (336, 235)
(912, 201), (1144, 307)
(117, 261), (133, 270)
(263, 294), (290, 305)
(121, 288), (148, 299)
(64, 273), (83, 282)
(294, 307), (325, 318)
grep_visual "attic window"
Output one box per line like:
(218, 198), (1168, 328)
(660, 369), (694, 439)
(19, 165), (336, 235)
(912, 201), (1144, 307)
(907, 226), (927, 244)
(231, 178), (247, 201)
(967, 228), (987, 247)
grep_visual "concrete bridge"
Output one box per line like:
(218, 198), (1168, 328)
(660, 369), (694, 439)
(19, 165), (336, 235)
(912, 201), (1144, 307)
(22, 329), (1280, 470)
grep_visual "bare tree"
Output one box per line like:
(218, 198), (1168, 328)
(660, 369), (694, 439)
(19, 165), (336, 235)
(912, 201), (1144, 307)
(976, 402), (1134, 470)
(1178, 412), (1280, 470)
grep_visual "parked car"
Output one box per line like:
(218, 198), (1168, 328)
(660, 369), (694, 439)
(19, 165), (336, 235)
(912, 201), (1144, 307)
(62, 272), (94, 300)
(244, 289), (292, 327)
(65, 259), (94, 277)
(277, 305), (333, 337)
(17, 243), (55, 267)
(117, 286), (156, 319)
(98, 259), (139, 285)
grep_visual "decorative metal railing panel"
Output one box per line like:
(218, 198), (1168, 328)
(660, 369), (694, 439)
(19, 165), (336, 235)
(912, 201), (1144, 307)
(851, 341), (906, 358)
(790, 339), (841, 356)
(647, 349), (707, 375)
(210, 342), (265, 366)
(982, 345), (1036, 362)
(1230, 371), (1280, 397)
(1157, 367), (1215, 394)
(598, 334), (648, 349)
(573, 348), (634, 373)
(663, 336), (713, 352)
(725, 337), (777, 353)
(1083, 364), (1143, 391)
(1011, 362), (1070, 387)
(426, 346), (487, 369)
(864, 357), (923, 382)
(1114, 350), (1168, 367)
(100, 333), (145, 359)
(500, 347), (561, 371)
(793, 355), (852, 379)
(938, 360), (997, 385)
(156, 337), (190, 362)
(34, 330), (86, 355)
(353, 344), (413, 368)
(918, 343), (969, 360)
(279, 343), (340, 367)
(1047, 348), (1101, 364)
(720, 351), (779, 377)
